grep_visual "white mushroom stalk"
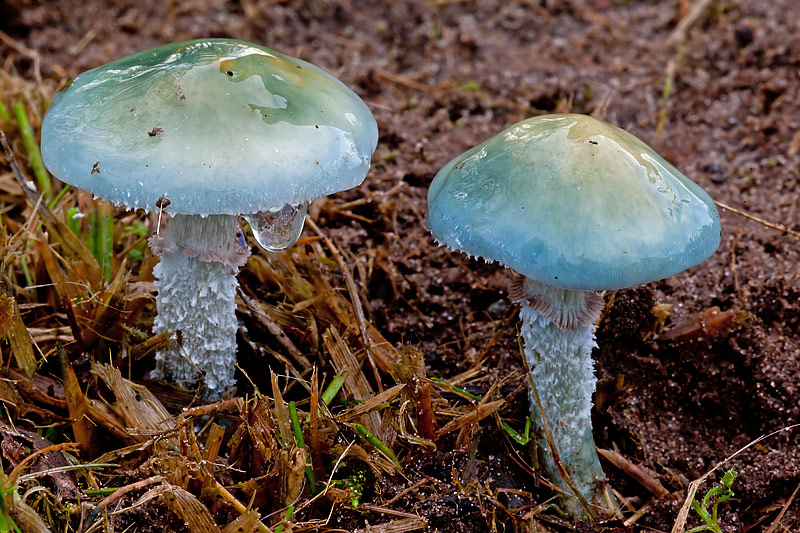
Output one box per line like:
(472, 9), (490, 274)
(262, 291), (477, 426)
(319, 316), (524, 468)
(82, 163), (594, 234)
(510, 277), (606, 515)
(149, 214), (249, 397)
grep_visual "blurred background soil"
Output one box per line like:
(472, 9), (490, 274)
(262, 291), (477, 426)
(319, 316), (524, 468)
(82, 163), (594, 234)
(1, 0), (798, 531)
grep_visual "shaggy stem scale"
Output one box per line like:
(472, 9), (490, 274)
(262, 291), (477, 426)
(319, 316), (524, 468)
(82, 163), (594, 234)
(514, 277), (607, 516)
(150, 214), (249, 398)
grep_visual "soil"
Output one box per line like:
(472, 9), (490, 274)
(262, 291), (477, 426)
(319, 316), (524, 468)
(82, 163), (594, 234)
(1, 0), (798, 532)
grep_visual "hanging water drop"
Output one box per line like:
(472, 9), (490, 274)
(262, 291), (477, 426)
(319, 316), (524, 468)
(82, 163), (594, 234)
(245, 202), (309, 252)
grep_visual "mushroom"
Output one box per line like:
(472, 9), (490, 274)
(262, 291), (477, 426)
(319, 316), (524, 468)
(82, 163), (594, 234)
(41, 39), (378, 398)
(427, 114), (720, 515)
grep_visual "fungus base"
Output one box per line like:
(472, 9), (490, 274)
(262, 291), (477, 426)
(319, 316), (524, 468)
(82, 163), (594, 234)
(150, 214), (249, 398)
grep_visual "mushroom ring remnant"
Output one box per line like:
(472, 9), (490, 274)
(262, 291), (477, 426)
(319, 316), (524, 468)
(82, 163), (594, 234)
(427, 114), (720, 516)
(41, 39), (378, 397)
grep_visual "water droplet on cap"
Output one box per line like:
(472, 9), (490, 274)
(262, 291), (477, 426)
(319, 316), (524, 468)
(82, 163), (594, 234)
(245, 202), (309, 252)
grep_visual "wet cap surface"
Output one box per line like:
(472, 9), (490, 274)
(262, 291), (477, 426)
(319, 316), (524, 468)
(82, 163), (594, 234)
(427, 114), (721, 291)
(41, 39), (378, 215)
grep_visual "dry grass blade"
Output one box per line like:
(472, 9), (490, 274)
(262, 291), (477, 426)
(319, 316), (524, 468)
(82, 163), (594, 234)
(203, 422), (225, 464)
(33, 238), (85, 345)
(91, 362), (176, 444)
(81, 255), (128, 347)
(347, 443), (398, 475)
(0, 292), (14, 337)
(4, 441), (79, 493)
(239, 290), (312, 368)
(434, 399), (504, 439)
(338, 384), (405, 423)
(354, 516), (429, 532)
(597, 448), (669, 498)
(0, 376), (24, 410)
(80, 476), (164, 533)
(59, 344), (97, 455)
(0, 290), (37, 377)
(290, 246), (399, 375)
(221, 510), (261, 533)
(131, 484), (218, 533)
(278, 446), (307, 506)
(8, 368), (66, 409)
(391, 347), (436, 440)
(323, 326), (381, 436)
(356, 503), (428, 533)
(309, 367), (325, 482)
(127, 329), (173, 362)
(0, 29), (68, 79)
(214, 481), (273, 533)
(84, 397), (140, 444)
(666, 0), (715, 46)
(306, 217), (374, 366)
(271, 371), (293, 444)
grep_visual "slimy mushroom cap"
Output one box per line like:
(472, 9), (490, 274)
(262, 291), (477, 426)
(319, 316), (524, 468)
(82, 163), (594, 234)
(427, 114), (721, 291)
(42, 38), (378, 216)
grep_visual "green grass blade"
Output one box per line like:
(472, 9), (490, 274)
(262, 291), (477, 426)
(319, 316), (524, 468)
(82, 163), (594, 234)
(87, 206), (113, 282)
(48, 184), (70, 209)
(273, 504), (294, 533)
(288, 401), (317, 493)
(65, 207), (81, 236)
(0, 100), (11, 122)
(498, 415), (530, 445)
(430, 377), (481, 402)
(321, 374), (345, 405)
(354, 423), (401, 470)
(12, 102), (51, 201)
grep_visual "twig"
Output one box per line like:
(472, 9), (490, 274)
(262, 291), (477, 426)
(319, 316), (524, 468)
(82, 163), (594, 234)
(656, 0), (712, 144)
(667, 0), (715, 46)
(715, 200), (800, 238)
(764, 480), (800, 533)
(384, 478), (430, 506)
(0, 29), (69, 80)
(358, 504), (426, 520)
(215, 481), (274, 533)
(597, 448), (669, 498)
(369, 69), (441, 94)
(654, 42), (685, 146)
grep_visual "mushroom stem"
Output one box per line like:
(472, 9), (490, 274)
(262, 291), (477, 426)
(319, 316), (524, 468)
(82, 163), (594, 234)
(150, 213), (249, 398)
(514, 277), (608, 516)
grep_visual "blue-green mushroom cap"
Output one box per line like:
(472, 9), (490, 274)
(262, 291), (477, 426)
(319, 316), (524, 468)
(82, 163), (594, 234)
(41, 39), (378, 215)
(427, 114), (721, 291)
